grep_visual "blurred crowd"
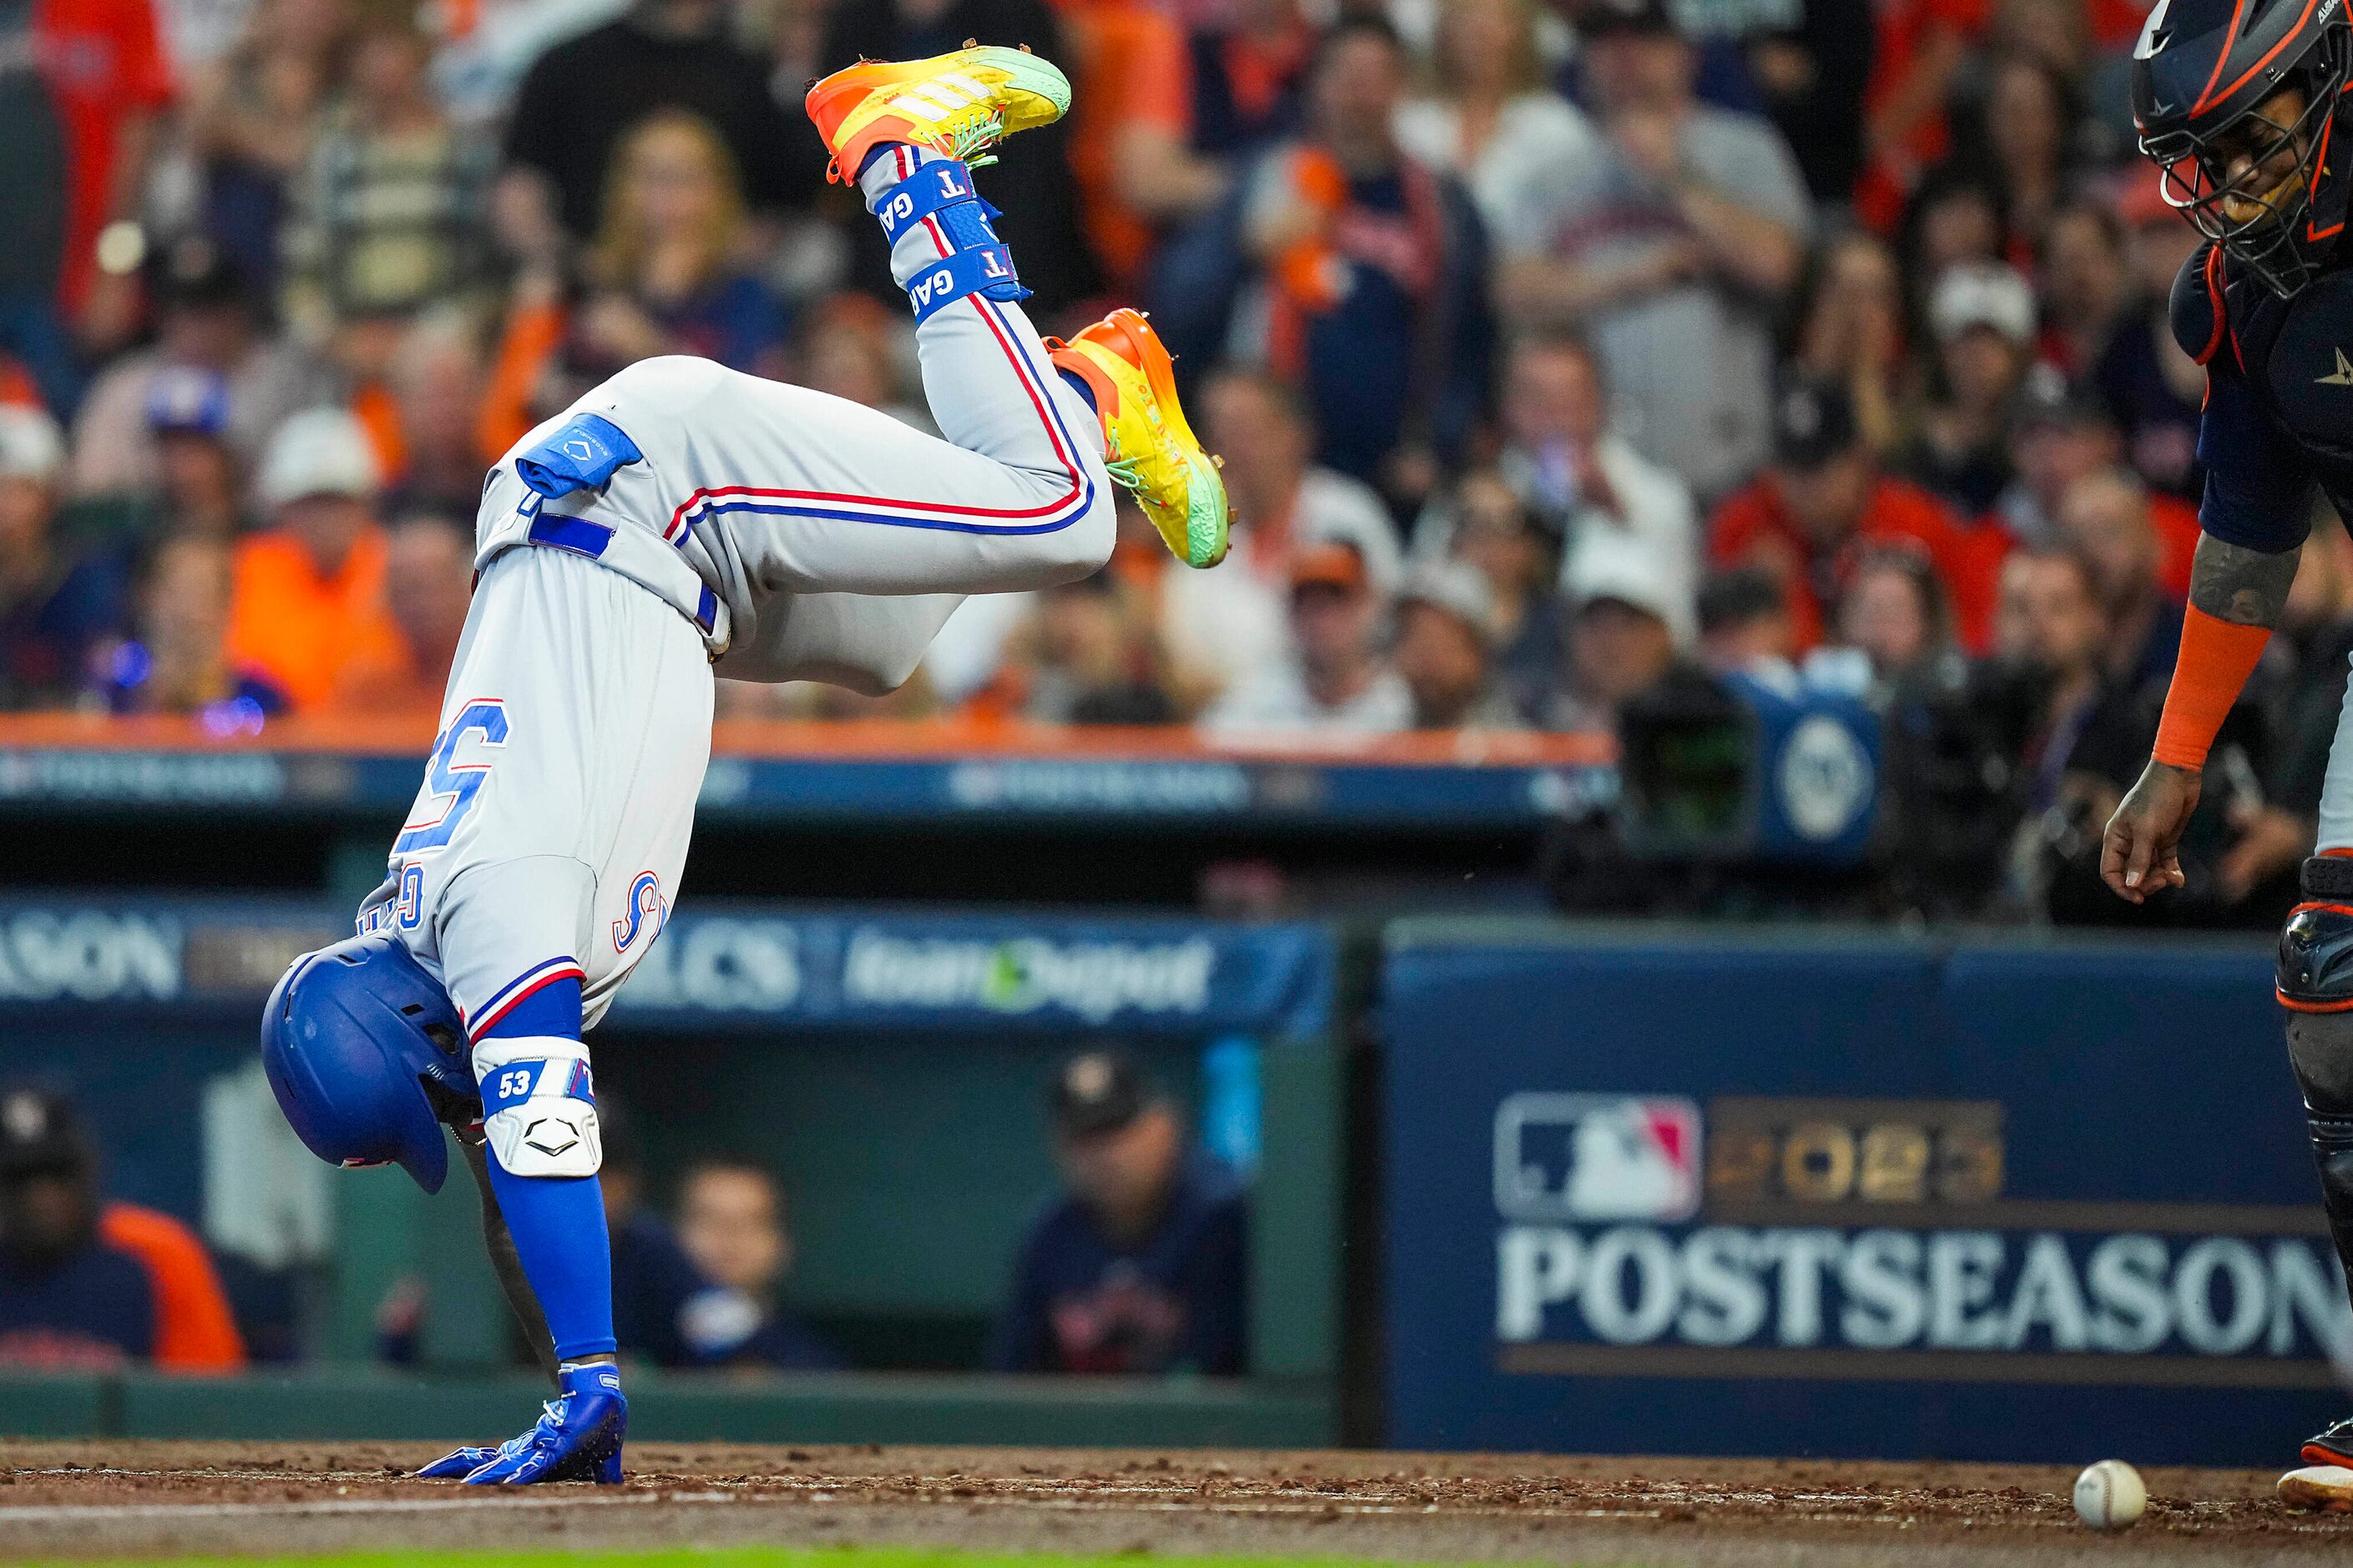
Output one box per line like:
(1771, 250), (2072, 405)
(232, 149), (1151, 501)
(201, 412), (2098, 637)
(0, 0), (2334, 918)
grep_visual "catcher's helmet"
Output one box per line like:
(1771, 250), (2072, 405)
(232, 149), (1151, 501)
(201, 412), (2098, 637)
(260, 934), (475, 1194)
(2133, 0), (2353, 296)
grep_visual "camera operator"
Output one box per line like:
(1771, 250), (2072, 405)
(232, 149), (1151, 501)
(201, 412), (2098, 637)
(1834, 546), (2038, 918)
(1993, 548), (2280, 926)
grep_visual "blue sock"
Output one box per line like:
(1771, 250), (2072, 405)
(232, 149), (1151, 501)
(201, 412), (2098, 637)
(478, 978), (617, 1363)
(1056, 369), (1100, 417)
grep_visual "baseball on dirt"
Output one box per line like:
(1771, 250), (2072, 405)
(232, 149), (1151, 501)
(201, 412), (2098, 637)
(2074, 1459), (2147, 1530)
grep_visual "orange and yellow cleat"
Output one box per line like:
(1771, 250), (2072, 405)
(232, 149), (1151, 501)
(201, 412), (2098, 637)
(1049, 309), (1230, 569)
(806, 44), (1071, 186)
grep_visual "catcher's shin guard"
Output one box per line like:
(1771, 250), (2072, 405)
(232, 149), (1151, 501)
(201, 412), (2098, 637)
(2279, 856), (2353, 1296)
(2302, 1414), (2353, 1470)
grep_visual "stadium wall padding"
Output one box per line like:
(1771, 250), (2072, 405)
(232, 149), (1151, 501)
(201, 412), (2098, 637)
(1377, 919), (2336, 1467)
(6, 898), (2337, 1460)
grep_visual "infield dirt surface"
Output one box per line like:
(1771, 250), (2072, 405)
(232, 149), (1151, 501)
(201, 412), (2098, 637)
(6, 1440), (2353, 1566)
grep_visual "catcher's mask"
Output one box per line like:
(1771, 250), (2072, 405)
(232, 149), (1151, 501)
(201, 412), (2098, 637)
(2133, 0), (2353, 298)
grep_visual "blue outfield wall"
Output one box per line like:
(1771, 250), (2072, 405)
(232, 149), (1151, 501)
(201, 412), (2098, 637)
(1377, 922), (2345, 1468)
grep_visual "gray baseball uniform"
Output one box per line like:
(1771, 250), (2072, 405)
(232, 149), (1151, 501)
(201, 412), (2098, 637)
(357, 144), (1113, 1039)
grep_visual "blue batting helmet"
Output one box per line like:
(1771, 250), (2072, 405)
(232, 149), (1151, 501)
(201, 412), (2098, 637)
(261, 935), (474, 1194)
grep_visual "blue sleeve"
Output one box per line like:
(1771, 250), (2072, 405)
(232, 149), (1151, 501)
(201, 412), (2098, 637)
(2195, 366), (2318, 552)
(514, 413), (642, 499)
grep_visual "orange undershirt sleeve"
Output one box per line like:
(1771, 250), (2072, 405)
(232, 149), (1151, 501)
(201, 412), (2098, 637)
(2152, 604), (2274, 770)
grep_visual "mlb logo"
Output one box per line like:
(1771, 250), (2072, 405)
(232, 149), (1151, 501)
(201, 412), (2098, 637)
(1493, 1093), (1702, 1222)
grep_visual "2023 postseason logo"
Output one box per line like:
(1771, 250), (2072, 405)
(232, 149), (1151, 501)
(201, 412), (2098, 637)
(1491, 1094), (2353, 1378)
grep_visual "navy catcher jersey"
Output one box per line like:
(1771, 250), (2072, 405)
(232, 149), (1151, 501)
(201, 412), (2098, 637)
(2172, 240), (2353, 551)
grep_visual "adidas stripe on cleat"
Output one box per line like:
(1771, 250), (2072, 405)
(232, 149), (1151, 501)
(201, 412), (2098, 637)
(806, 44), (1070, 185)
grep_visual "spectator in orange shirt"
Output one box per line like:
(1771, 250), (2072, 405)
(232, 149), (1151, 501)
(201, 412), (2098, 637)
(328, 514), (473, 719)
(1050, 0), (1226, 283)
(98, 1201), (248, 1373)
(224, 406), (403, 712)
(1709, 374), (2003, 654)
(0, 1087), (245, 1373)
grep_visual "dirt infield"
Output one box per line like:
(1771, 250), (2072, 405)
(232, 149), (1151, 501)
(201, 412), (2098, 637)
(7, 1440), (2353, 1566)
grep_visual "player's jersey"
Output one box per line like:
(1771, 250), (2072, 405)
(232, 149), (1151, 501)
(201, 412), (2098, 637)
(2170, 239), (2353, 553)
(475, 352), (1100, 685)
(363, 258), (1109, 1037)
(357, 547), (712, 1037)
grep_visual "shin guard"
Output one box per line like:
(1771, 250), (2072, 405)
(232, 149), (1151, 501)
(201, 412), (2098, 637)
(2280, 857), (2353, 1297)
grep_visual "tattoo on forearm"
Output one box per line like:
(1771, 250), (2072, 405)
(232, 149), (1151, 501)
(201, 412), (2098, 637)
(2187, 534), (2303, 627)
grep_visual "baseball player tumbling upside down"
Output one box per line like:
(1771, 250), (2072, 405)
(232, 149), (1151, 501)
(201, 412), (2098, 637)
(256, 46), (1229, 1485)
